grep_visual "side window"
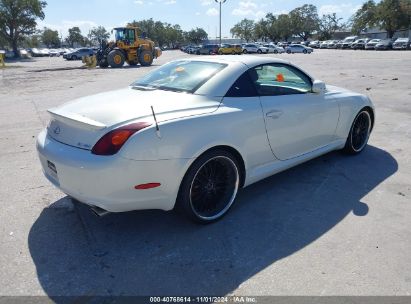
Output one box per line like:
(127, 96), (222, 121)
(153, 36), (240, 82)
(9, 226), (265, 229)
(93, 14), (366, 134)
(251, 64), (312, 96)
(226, 72), (258, 97)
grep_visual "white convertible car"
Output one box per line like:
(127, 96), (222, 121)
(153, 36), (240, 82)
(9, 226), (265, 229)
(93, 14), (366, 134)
(37, 56), (374, 223)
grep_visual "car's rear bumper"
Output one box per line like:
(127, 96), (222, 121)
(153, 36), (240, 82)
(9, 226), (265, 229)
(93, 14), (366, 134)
(36, 129), (187, 212)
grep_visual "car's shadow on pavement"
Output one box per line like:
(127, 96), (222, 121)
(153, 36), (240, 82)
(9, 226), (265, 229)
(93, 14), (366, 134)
(28, 145), (397, 298)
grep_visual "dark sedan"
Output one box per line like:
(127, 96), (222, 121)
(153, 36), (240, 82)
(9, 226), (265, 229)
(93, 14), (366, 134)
(375, 40), (393, 50)
(63, 48), (95, 60)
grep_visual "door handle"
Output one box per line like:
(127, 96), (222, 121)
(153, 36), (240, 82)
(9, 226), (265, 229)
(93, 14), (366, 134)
(266, 110), (283, 119)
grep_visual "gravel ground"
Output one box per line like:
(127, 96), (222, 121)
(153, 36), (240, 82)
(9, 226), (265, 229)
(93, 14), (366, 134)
(0, 50), (410, 299)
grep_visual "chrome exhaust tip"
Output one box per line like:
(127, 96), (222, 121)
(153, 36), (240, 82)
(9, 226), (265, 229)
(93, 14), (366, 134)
(90, 205), (110, 217)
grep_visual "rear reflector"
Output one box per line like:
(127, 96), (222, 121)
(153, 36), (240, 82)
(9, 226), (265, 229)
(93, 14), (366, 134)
(135, 183), (161, 190)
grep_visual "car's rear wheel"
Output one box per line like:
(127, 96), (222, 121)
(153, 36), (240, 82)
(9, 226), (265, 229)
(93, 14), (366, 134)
(243, 49), (248, 54)
(257, 49), (262, 54)
(177, 150), (240, 223)
(344, 110), (372, 154)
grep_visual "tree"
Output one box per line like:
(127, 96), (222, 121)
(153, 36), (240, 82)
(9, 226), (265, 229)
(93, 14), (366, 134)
(350, 0), (411, 38)
(89, 26), (110, 47)
(276, 14), (293, 41)
(254, 18), (269, 42)
(230, 19), (255, 42)
(186, 28), (208, 44)
(0, 0), (46, 56)
(289, 4), (320, 41)
(41, 27), (60, 47)
(318, 13), (343, 40)
(350, 0), (378, 34)
(65, 26), (84, 47)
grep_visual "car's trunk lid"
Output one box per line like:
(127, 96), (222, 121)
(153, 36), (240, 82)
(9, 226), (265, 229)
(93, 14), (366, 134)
(47, 87), (221, 150)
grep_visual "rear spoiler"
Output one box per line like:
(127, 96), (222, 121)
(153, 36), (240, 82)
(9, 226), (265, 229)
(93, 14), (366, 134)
(48, 109), (107, 131)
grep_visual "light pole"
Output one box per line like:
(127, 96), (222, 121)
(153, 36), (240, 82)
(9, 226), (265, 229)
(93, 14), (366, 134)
(215, 0), (227, 45)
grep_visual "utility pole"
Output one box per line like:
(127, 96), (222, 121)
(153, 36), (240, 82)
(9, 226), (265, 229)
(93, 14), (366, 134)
(215, 0), (227, 45)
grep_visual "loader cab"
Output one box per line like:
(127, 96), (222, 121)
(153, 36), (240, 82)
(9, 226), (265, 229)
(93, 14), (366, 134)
(114, 27), (137, 45)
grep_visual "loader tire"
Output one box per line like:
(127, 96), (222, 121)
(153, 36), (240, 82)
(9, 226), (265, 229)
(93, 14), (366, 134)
(99, 59), (109, 68)
(139, 50), (153, 67)
(108, 50), (125, 68)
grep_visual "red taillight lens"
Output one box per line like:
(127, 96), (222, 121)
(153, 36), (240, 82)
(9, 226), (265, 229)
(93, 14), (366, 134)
(92, 122), (152, 155)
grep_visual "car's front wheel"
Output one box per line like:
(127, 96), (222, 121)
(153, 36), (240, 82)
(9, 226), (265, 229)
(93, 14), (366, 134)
(177, 149), (240, 223)
(344, 110), (372, 154)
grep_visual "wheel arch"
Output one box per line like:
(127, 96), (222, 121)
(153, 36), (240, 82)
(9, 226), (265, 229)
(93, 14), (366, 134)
(362, 106), (375, 132)
(195, 145), (246, 188)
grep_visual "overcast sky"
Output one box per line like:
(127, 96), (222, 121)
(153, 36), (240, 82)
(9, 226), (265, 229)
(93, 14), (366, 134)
(37, 0), (364, 38)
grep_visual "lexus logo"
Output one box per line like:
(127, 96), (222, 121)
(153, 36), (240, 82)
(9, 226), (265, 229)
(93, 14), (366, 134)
(53, 126), (61, 135)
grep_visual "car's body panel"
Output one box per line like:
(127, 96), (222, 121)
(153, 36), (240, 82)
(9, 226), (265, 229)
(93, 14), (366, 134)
(36, 56), (375, 213)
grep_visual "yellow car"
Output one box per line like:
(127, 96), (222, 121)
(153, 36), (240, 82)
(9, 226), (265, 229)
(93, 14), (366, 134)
(218, 44), (243, 55)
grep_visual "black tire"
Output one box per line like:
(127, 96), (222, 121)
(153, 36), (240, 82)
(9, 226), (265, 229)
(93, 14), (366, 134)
(139, 50), (154, 66)
(344, 110), (372, 154)
(286, 49), (291, 54)
(218, 50), (223, 55)
(196, 50), (200, 55)
(274, 50), (278, 54)
(303, 49), (308, 54)
(243, 49), (248, 54)
(108, 50), (125, 68)
(176, 149), (240, 224)
(71, 55), (77, 60)
(99, 60), (109, 68)
(257, 49), (262, 54)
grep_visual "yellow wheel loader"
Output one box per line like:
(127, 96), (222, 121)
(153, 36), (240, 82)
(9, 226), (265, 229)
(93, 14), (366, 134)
(97, 26), (162, 68)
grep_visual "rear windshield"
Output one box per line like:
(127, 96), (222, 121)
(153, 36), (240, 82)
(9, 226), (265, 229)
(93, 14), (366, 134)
(131, 60), (227, 93)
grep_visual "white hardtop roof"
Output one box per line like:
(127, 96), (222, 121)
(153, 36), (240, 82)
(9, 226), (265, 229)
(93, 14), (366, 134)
(177, 55), (291, 68)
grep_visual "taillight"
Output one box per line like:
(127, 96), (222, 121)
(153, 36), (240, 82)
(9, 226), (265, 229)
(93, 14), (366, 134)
(92, 122), (152, 155)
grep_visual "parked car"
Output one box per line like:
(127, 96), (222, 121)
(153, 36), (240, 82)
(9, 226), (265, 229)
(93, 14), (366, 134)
(5, 50), (16, 58)
(186, 46), (200, 54)
(365, 39), (381, 50)
(308, 40), (320, 48)
(335, 40), (344, 49)
(340, 36), (358, 49)
(327, 40), (340, 49)
(375, 39), (393, 50)
(285, 44), (313, 54)
(63, 48), (95, 60)
(196, 44), (219, 55)
(49, 49), (61, 57)
(19, 49), (29, 58)
(29, 48), (42, 57)
(351, 38), (370, 50)
(393, 38), (410, 50)
(36, 56), (375, 223)
(218, 44), (243, 55)
(263, 44), (285, 54)
(40, 48), (50, 56)
(242, 43), (269, 54)
(320, 41), (330, 49)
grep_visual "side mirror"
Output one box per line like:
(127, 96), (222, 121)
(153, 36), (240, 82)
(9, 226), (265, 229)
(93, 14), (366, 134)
(312, 80), (326, 94)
